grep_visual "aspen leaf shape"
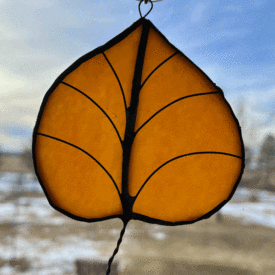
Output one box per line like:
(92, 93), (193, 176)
(33, 18), (244, 225)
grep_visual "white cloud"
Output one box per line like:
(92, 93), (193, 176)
(0, 24), (28, 40)
(0, 69), (27, 93)
(22, 0), (55, 9)
(0, 0), (274, 153)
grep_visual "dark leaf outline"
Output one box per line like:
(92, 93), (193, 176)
(33, 18), (245, 227)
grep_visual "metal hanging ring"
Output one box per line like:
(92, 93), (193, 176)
(137, 0), (163, 18)
(138, 0), (153, 18)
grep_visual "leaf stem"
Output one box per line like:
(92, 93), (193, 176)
(106, 220), (129, 274)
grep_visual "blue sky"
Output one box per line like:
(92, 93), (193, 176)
(0, 0), (274, 152)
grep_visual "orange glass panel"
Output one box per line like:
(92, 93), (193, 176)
(34, 18), (244, 225)
(63, 53), (126, 138)
(129, 93), (242, 196)
(135, 53), (217, 130)
(141, 27), (176, 83)
(35, 135), (123, 219)
(132, 154), (242, 223)
(105, 25), (143, 107)
(38, 83), (123, 192)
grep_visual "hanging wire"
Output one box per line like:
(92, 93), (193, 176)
(106, 221), (129, 275)
(137, 0), (163, 18)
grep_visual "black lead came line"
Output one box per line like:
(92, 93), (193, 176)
(106, 18), (151, 275)
(35, 132), (121, 199)
(135, 90), (222, 135)
(121, 19), (151, 222)
(102, 52), (128, 114)
(140, 51), (179, 90)
(134, 151), (243, 200)
(60, 81), (123, 146)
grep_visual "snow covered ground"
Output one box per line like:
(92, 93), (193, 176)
(221, 188), (275, 229)
(0, 172), (275, 229)
(0, 172), (275, 274)
(0, 173), (170, 274)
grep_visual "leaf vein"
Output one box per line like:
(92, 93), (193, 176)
(135, 91), (221, 135)
(61, 81), (123, 146)
(140, 51), (178, 89)
(134, 151), (243, 200)
(102, 52), (127, 112)
(35, 132), (121, 198)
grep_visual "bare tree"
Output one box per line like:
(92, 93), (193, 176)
(0, 146), (3, 171)
(236, 98), (275, 147)
(236, 99), (254, 170)
(258, 134), (275, 188)
(21, 141), (34, 174)
(244, 146), (253, 170)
